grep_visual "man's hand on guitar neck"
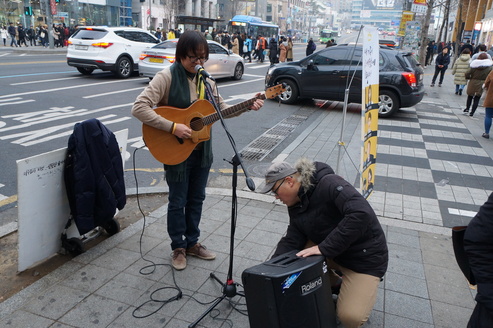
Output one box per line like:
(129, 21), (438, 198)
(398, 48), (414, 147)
(249, 93), (264, 111)
(173, 123), (192, 139)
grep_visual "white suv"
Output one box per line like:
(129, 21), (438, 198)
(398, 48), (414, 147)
(67, 26), (159, 78)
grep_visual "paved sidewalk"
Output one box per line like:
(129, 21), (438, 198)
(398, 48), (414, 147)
(0, 56), (488, 327)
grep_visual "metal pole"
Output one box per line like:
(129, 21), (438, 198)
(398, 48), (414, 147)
(44, 0), (54, 49)
(73, 0), (79, 26)
(335, 88), (349, 174)
(148, 0), (151, 30)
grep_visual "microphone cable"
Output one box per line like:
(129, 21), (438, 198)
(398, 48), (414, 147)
(129, 144), (247, 326)
(130, 145), (183, 319)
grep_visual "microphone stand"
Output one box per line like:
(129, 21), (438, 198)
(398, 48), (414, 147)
(189, 77), (255, 328)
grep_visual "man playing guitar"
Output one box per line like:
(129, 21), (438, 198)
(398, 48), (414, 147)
(132, 30), (263, 270)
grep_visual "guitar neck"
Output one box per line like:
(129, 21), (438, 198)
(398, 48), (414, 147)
(202, 95), (266, 125)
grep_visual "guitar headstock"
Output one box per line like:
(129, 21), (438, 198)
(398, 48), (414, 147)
(265, 84), (287, 100)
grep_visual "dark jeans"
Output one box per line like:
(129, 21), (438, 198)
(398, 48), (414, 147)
(485, 107), (493, 134)
(9, 34), (17, 47)
(455, 84), (465, 93)
(243, 51), (252, 62)
(166, 150), (210, 250)
(257, 49), (264, 62)
(431, 66), (447, 84)
(466, 95), (481, 115)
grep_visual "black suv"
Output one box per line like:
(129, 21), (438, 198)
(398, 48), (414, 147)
(265, 45), (424, 117)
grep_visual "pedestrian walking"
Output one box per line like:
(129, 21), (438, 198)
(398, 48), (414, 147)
(430, 47), (450, 87)
(38, 25), (48, 47)
(480, 69), (493, 138)
(231, 33), (239, 55)
(52, 24), (60, 47)
(26, 25), (36, 46)
(256, 35), (266, 63)
(221, 31), (231, 49)
(155, 27), (162, 41)
(0, 25), (7, 46)
(306, 38), (316, 56)
(167, 28), (175, 40)
(243, 35), (252, 63)
(214, 31), (222, 44)
(286, 37), (294, 62)
(425, 40), (435, 67)
(452, 48), (471, 95)
(279, 37), (287, 62)
(268, 36), (278, 64)
(471, 44), (492, 60)
(8, 22), (17, 47)
(463, 53), (493, 117)
(17, 24), (28, 47)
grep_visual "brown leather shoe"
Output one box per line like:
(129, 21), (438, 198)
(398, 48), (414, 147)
(171, 248), (187, 270)
(186, 243), (216, 260)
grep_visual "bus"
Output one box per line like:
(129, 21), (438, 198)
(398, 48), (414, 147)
(319, 29), (338, 44)
(227, 15), (280, 40)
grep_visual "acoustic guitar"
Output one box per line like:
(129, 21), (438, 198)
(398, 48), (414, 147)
(142, 84), (286, 165)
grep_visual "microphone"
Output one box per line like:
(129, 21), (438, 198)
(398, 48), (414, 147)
(195, 65), (215, 81)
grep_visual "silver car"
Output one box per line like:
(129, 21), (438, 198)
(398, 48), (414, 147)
(139, 39), (245, 80)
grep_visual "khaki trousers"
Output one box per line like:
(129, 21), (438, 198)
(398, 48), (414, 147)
(327, 259), (380, 328)
(304, 241), (380, 328)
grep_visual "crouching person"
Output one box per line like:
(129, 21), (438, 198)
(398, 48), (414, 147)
(258, 158), (388, 328)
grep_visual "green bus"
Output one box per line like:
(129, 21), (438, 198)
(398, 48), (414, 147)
(319, 29), (337, 44)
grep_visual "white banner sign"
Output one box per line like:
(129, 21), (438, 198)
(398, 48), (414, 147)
(361, 26), (379, 199)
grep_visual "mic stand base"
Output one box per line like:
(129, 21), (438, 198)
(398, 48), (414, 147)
(188, 272), (245, 328)
(188, 155), (244, 328)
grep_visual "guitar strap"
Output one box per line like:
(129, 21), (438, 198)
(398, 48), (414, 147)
(196, 73), (206, 100)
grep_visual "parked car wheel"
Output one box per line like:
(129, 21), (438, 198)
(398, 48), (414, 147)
(233, 63), (244, 80)
(277, 79), (299, 104)
(76, 67), (94, 75)
(378, 90), (399, 118)
(114, 56), (133, 78)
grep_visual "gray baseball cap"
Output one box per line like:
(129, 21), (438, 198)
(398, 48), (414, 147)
(257, 161), (297, 193)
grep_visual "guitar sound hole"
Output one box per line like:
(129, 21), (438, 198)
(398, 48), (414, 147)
(190, 117), (204, 131)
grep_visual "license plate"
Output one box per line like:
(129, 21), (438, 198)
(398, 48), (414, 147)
(149, 58), (164, 63)
(75, 45), (88, 50)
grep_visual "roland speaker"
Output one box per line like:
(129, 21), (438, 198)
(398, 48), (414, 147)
(242, 250), (337, 328)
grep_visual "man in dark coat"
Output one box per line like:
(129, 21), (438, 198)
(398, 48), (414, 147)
(464, 192), (493, 328)
(268, 36), (278, 65)
(8, 22), (18, 47)
(430, 47), (451, 87)
(425, 40), (435, 67)
(259, 158), (388, 328)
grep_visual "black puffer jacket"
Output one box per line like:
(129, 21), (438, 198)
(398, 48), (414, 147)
(65, 119), (126, 234)
(464, 192), (493, 326)
(435, 52), (451, 69)
(274, 161), (388, 278)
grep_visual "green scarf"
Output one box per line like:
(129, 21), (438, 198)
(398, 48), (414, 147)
(164, 62), (213, 182)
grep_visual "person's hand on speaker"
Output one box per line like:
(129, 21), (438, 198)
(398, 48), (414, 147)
(296, 245), (321, 257)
